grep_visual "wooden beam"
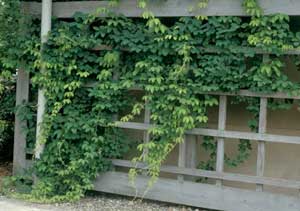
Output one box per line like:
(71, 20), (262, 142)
(92, 45), (300, 55)
(83, 82), (300, 100)
(94, 171), (300, 211)
(111, 159), (300, 189)
(142, 104), (150, 161)
(256, 97), (267, 191)
(13, 69), (30, 175)
(22, 0), (300, 18)
(177, 139), (186, 182)
(35, 0), (52, 160)
(185, 134), (197, 181)
(116, 122), (300, 145)
(216, 96), (227, 186)
(197, 90), (300, 100)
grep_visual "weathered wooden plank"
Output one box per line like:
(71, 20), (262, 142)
(185, 135), (197, 181)
(22, 0), (300, 18)
(178, 139), (186, 182)
(24, 158), (300, 190)
(13, 69), (30, 175)
(92, 44), (300, 55)
(116, 122), (300, 145)
(94, 171), (300, 211)
(216, 96), (227, 186)
(198, 90), (300, 100)
(256, 97), (268, 191)
(83, 82), (300, 100)
(111, 159), (300, 190)
(142, 105), (150, 161)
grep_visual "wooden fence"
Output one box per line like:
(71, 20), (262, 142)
(13, 1), (300, 210)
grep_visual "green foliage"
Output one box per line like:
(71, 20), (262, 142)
(1, 0), (300, 203)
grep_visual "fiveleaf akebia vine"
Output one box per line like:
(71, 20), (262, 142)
(1, 0), (300, 202)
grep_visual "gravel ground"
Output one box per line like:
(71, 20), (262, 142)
(53, 193), (211, 211)
(0, 162), (212, 211)
(0, 193), (212, 211)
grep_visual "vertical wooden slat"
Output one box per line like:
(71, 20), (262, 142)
(142, 104), (150, 161)
(185, 135), (197, 181)
(141, 104), (150, 176)
(35, 0), (52, 159)
(256, 97), (267, 191)
(13, 69), (30, 175)
(256, 54), (269, 191)
(178, 139), (186, 183)
(216, 95), (227, 186)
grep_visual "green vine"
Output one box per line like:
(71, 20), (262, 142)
(1, 0), (300, 202)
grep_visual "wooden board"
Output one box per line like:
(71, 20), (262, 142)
(13, 69), (29, 175)
(22, 0), (300, 18)
(111, 159), (300, 190)
(116, 122), (300, 145)
(94, 171), (300, 211)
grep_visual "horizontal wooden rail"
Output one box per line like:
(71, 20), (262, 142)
(92, 45), (300, 55)
(22, 1), (300, 18)
(111, 159), (300, 189)
(94, 172), (300, 211)
(197, 90), (300, 100)
(116, 121), (300, 145)
(84, 82), (300, 100)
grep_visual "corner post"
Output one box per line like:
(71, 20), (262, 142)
(34, 0), (52, 159)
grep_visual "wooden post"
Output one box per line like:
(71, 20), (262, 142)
(256, 54), (269, 191)
(35, 0), (52, 159)
(185, 135), (197, 181)
(256, 97), (267, 191)
(142, 104), (150, 175)
(178, 139), (186, 183)
(216, 95), (227, 186)
(13, 68), (30, 175)
(142, 104), (150, 161)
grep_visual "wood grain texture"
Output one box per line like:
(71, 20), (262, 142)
(111, 159), (300, 190)
(216, 96), (227, 186)
(116, 122), (300, 145)
(22, 0), (300, 18)
(35, 0), (52, 160)
(94, 171), (300, 211)
(13, 69), (30, 175)
(256, 97), (268, 191)
(185, 135), (197, 181)
(178, 140), (186, 182)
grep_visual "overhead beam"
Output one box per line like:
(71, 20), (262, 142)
(22, 0), (300, 18)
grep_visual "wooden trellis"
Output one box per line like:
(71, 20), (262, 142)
(13, 1), (300, 210)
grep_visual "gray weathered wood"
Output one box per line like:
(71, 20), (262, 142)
(84, 82), (300, 100)
(142, 104), (150, 161)
(111, 159), (300, 190)
(13, 69), (30, 175)
(92, 44), (300, 55)
(94, 171), (300, 211)
(35, 0), (52, 160)
(178, 139), (186, 182)
(22, 0), (300, 18)
(198, 90), (300, 100)
(216, 95), (227, 186)
(185, 135), (197, 181)
(256, 97), (268, 191)
(116, 122), (300, 145)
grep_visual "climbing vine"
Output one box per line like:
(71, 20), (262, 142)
(1, 0), (300, 202)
